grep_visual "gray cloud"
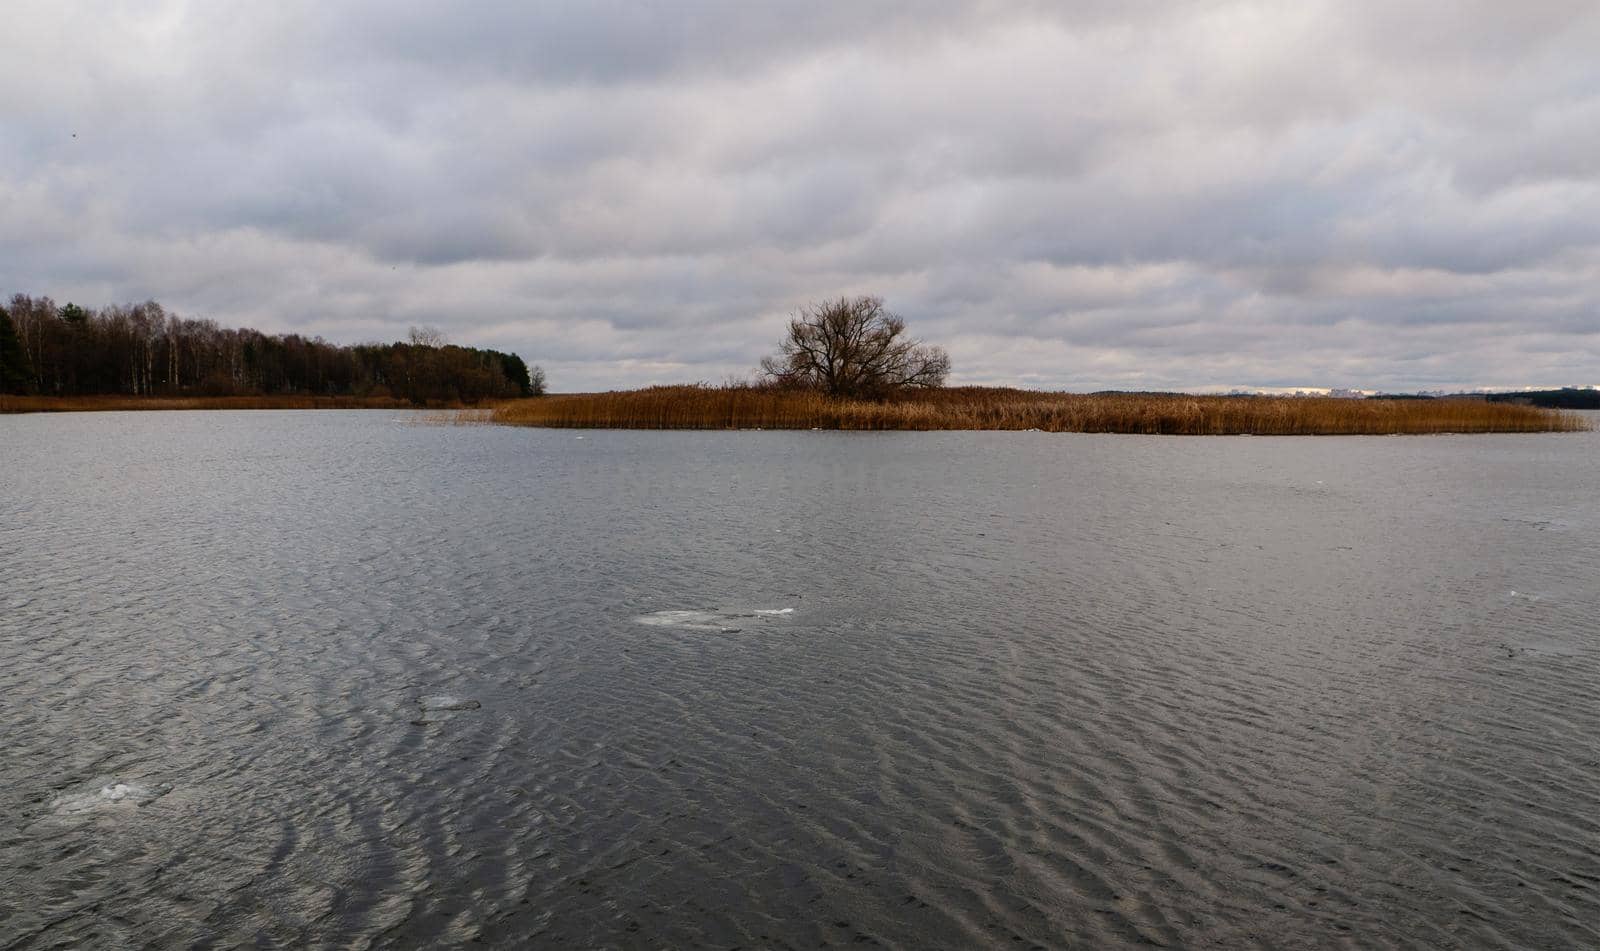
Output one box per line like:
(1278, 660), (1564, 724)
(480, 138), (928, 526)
(3, 0), (1599, 391)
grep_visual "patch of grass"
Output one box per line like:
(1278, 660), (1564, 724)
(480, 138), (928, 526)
(491, 385), (1588, 435)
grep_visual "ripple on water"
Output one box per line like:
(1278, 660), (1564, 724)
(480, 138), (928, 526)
(4, 417), (1599, 950)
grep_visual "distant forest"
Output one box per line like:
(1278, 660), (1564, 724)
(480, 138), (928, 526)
(1482, 388), (1600, 410)
(0, 294), (542, 402)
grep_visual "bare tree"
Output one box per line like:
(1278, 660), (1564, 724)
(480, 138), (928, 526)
(408, 325), (448, 347)
(759, 296), (950, 398)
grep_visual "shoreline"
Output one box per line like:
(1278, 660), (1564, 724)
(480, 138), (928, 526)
(5, 389), (1587, 435)
(0, 395), (483, 414)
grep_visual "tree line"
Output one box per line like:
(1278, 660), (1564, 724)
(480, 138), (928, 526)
(0, 294), (543, 402)
(1483, 388), (1600, 410)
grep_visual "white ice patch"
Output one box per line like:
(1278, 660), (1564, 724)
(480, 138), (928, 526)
(51, 781), (170, 817)
(419, 696), (481, 712)
(634, 608), (795, 632)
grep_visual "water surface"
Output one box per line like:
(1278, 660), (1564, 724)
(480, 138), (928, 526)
(2, 411), (1597, 949)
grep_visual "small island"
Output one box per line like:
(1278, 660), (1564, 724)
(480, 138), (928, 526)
(491, 297), (1586, 436)
(489, 385), (1582, 435)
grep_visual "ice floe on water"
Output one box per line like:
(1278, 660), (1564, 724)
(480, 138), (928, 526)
(635, 610), (745, 632)
(419, 695), (481, 712)
(413, 694), (483, 724)
(634, 608), (795, 633)
(50, 781), (171, 818)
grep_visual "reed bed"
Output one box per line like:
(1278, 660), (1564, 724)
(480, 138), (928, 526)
(0, 395), (461, 414)
(492, 385), (1588, 435)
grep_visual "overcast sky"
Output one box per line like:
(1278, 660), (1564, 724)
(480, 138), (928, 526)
(4, 2), (1598, 391)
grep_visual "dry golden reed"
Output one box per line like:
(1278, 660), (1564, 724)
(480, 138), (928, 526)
(491, 385), (1587, 435)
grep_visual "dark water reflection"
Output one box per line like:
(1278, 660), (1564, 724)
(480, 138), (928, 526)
(2, 411), (1598, 949)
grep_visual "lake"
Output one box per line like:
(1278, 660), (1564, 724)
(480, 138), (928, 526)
(2, 411), (1597, 949)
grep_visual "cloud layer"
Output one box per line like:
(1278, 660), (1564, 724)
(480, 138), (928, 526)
(4, 1), (1599, 390)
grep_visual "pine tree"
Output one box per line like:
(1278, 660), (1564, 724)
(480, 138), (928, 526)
(0, 306), (33, 393)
